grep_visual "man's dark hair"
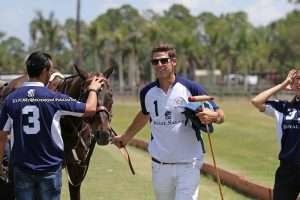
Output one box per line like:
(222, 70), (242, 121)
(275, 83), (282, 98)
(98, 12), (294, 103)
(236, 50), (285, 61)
(26, 51), (52, 78)
(151, 43), (176, 59)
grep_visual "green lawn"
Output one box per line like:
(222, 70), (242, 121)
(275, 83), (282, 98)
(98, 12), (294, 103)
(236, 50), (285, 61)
(204, 97), (279, 186)
(60, 97), (279, 199)
(61, 146), (250, 199)
(111, 97), (279, 187)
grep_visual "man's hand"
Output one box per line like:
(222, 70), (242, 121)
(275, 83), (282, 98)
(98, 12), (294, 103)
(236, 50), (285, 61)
(111, 134), (130, 148)
(284, 69), (297, 90)
(196, 108), (219, 124)
(88, 76), (106, 92)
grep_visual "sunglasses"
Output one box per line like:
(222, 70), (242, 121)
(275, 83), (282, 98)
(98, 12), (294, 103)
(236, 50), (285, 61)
(151, 58), (170, 65)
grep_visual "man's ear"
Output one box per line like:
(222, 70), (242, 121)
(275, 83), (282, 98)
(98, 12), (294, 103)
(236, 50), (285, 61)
(43, 66), (50, 73)
(171, 58), (176, 65)
(42, 67), (51, 82)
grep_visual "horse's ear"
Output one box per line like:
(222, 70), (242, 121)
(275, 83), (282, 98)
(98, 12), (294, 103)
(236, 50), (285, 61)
(103, 66), (114, 78)
(74, 64), (88, 79)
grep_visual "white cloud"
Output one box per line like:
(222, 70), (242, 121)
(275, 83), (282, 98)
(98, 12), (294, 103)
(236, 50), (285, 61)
(245, 0), (296, 26)
(0, 0), (298, 46)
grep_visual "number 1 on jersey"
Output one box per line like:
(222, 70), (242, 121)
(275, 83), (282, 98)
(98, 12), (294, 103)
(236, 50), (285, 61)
(154, 100), (159, 116)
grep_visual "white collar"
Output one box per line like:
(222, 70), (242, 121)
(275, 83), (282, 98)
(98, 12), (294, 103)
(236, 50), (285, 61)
(22, 82), (45, 87)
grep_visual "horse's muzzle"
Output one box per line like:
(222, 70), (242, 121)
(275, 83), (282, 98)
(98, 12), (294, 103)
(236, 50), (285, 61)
(94, 130), (111, 145)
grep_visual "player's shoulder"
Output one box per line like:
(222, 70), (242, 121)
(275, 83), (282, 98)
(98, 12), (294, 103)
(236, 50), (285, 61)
(175, 76), (207, 95)
(175, 76), (200, 86)
(140, 80), (158, 96)
(34, 87), (66, 98)
(266, 99), (288, 107)
(3, 86), (25, 101)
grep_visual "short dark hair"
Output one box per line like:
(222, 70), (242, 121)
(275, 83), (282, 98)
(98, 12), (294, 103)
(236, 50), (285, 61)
(26, 51), (52, 78)
(151, 43), (176, 59)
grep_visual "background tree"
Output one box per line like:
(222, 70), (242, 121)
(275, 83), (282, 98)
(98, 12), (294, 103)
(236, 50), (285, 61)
(1, 3), (299, 95)
(0, 33), (25, 73)
(29, 11), (64, 52)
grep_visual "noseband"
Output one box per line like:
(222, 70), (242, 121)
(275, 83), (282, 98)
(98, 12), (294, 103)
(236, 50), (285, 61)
(58, 73), (135, 179)
(61, 74), (113, 139)
(59, 74), (112, 121)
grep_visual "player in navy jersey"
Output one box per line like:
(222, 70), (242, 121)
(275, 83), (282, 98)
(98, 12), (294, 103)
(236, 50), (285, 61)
(0, 51), (105, 200)
(252, 69), (300, 200)
(113, 44), (224, 200)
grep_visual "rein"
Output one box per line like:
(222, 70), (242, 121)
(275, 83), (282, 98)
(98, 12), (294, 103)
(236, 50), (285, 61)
(58, 73), (135, 184)
(110, 128), (135, 175)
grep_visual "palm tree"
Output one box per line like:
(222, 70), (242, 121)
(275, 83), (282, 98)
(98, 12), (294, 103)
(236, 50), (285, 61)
(75, 0), (82, 67)
(29, 11), (63, 53)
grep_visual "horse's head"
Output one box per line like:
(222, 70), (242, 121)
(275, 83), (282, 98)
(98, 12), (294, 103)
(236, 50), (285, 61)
(59, 65), (114, 148)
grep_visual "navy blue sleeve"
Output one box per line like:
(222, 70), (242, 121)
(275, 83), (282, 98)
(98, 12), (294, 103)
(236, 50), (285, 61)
(139, 89), (147, 115)
(53, 93), (85, 114)
(177, 77), (219, 110)
(139, 82), (156, 115)
(266, 100), (287, 113)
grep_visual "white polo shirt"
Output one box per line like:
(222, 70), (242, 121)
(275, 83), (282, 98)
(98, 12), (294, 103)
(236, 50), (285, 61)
(140, 76), (218, 163)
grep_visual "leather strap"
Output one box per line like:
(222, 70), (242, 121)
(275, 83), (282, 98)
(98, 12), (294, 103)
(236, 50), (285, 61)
(88, 89), (98, 94)
(110, 128), (135, 175)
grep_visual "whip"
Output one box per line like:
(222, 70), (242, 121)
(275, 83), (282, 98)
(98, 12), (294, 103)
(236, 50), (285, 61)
(189, 95), (224, 200)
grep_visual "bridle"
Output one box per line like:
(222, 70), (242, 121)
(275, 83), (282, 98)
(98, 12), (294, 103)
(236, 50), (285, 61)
(59, 74), (112, 123)
(58, 73), (135, 183)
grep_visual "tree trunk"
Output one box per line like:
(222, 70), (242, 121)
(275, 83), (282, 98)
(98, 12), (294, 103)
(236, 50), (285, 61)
(93, 50), (101, 72)
(116, 53), (124, 94)
(128, 51), (137, 95)
(75, 0), (82, 67)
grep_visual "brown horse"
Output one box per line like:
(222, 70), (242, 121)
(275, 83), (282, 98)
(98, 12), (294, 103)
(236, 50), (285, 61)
(58, 65), (115, 200)
(0, 65), (134, 200)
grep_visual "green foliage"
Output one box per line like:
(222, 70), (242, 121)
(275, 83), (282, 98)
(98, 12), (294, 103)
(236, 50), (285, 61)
(112, 98), (280, 187)
(269, 10), (300, 76)
(29, 11), (64, 53)
(0, 3), (299, 88)
(0, 35), (25, 73)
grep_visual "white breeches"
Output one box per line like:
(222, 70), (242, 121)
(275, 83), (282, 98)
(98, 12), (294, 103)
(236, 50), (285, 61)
(152, 160), (202, 200)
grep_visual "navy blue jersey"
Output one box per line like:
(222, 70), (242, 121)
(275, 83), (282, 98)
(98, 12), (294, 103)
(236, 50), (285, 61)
(265, 100), (300, 163)
(0, 82), (85, 173)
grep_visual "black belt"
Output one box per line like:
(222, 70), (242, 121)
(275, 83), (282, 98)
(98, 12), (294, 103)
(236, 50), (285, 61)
(151, 157), (190, 165)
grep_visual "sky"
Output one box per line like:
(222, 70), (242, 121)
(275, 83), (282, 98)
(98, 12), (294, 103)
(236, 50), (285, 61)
(0, 0), (298, 46)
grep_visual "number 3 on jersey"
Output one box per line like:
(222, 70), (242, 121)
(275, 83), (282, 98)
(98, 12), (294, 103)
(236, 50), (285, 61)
(22, 105), (40, 134)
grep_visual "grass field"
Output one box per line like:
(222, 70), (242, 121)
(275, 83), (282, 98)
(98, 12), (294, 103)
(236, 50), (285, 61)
(111, 97), (280, 187)
(60, 97), (279, 199)
(61, 146), (250, 199)
(205, 97), (279, 186)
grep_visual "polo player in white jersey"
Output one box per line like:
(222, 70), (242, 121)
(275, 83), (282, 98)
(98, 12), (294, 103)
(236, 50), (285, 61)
(113, 43), (224, 200)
